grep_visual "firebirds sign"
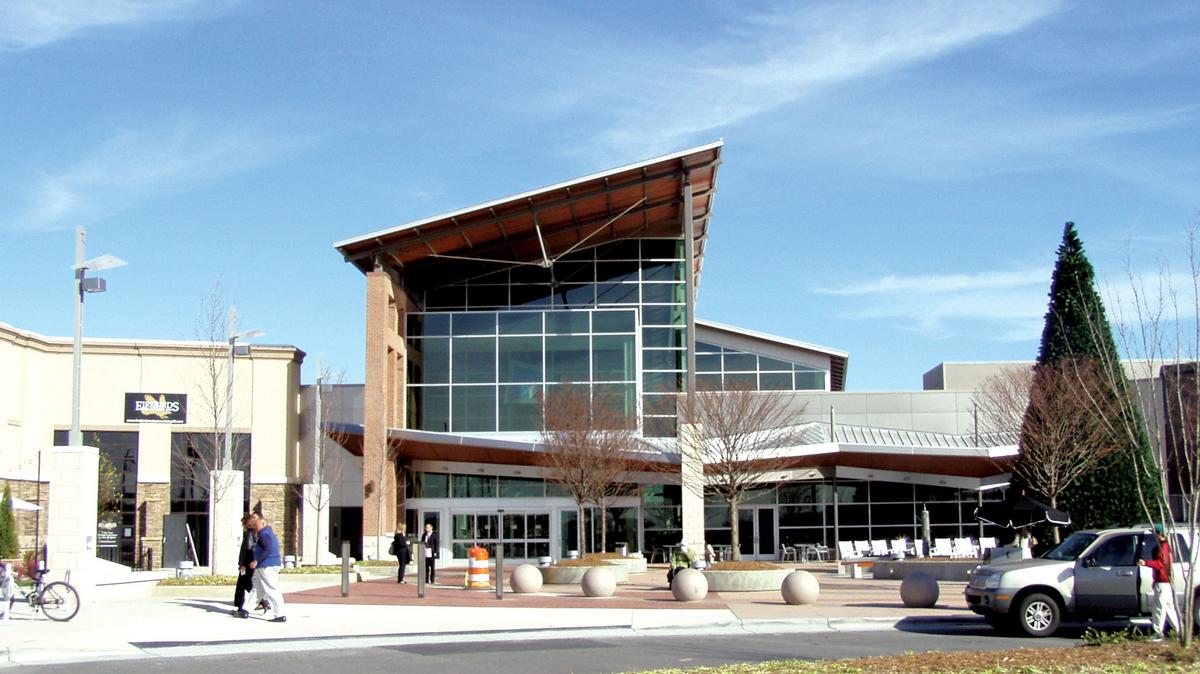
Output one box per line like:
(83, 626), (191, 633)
(124, 393), (187, 424)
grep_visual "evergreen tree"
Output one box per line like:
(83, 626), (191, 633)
(1022, 222), (1161, 530)
(0, 483), (18, 559)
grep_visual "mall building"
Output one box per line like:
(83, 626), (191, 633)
(329, 141), (1021, 564)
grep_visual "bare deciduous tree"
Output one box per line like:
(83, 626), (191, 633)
(975, 358), (1124, 542)
(539, 385), (639, 555)
(1076, 222), (1200, 646)
(172, 284), (251, 573)
(294, 367), (349, 564)
(677, 386), (806, 561)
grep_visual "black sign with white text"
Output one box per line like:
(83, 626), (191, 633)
(124, 392), (187, 424)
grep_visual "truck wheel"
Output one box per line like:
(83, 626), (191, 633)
(1015, 592), (1060, 638)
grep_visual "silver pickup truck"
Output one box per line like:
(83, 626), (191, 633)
(964, 527), (1197, 637)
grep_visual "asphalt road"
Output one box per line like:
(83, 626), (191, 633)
(9, 624), (1080, 673)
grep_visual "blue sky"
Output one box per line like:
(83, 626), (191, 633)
(2, 1), (1198, 390)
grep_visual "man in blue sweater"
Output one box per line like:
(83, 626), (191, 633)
(249, 513), (287, 623)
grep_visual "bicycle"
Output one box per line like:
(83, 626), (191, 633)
(10, 567), (80, 622)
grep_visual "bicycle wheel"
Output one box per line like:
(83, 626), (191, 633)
(40, 581), (80, 622)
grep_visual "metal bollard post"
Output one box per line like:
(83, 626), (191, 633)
(495, 542), (504, 600)
(340, 541), (351, 597)
(417, 541), (426, 599)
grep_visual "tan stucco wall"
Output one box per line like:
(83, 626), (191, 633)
(0, 322), (304, 567)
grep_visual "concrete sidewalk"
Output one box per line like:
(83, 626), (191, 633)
(0, 564), (982, 668)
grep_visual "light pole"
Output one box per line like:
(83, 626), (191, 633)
(70, 227), (126, 446)
(222, 305), (262, 470)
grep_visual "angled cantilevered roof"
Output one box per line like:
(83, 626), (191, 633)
(334, 141), (722, 292)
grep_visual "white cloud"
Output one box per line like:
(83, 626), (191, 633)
(817, 267), (1052, 339)
(9, 118), (312, 231)
(816, 269), (1049, 296)
(575, 0), (1063, 159)
(0, 0), (226, 50)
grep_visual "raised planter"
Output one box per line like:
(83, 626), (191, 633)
(603, 555), (647, 575)
(539, 562), (630, 585)
(872, 559), (980, 581)
(701, 567), (791, 592)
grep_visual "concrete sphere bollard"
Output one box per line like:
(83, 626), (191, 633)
(510, 563), (543, 594)
(581, 566), (616, 597)
(780, 569), (820, 605)
(671, 568), (709, 602)
(900, 572), (940, 608)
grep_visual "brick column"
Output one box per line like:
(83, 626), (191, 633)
(363, 269), (406, 559)
(136, 482), (169, 569)
(250, 482), (299, 556)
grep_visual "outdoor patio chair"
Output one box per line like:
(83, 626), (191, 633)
(951, 537), (979, 558)
(853, 540), (871, 557)
(811, 544), (830, 561)
(889, 539), (908, 557)
(837, 541), (862, 560)
(911, 539), (926, 557)
(870, 539), (889, 556)
(931, 538), (954, 557)
(781, 545), (798, 562)
(978, 537), (998, 555)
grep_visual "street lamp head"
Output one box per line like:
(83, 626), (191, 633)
(74, 254), (127, 273)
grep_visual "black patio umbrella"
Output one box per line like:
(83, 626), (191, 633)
(974, 495), (1071, 529)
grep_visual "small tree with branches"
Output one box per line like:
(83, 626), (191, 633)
(539, 385), (639, 555)
(975, 358), (1125, 543)
(1073, 221), (1200, 646)
(677, 386), (806, 561)
(294, 366), (348, 564)
(173, 284), (251, 573)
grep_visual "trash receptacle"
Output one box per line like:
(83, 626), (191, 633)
(615, 543), (629, 557)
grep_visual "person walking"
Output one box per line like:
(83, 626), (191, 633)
(421, 522), (439, 585)
(0, 562), (16, 621)
(231, 513), (258, 618)
(394, 525), (412, 584)
(249, 513), (287, 623)
(1139, 523), (1179, 641)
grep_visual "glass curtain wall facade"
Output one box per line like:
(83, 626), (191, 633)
(695, 341), (828, 391)
(169, 432), (252, 566)
(408, 238), (687, 437)
(701, 480), (1009, 549)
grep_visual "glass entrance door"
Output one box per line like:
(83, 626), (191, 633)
(737, 507), (777, 560)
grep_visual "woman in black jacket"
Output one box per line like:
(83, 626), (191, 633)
(231, 513), (257, 617)
(393, 525), (412, 583)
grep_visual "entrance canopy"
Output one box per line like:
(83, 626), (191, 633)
(334, 141), (722, 292)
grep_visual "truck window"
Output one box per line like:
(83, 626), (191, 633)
(1087, 534), (1139, 567)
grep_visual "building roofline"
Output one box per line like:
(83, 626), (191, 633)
(696, 318), (848, 359)
(332, 140), (725, 250)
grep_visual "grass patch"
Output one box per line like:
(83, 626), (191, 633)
(158, 575), (238, 586)
(624, 641), (1200, 673)
(356, 559), (399, 567)
(280, 565), (348, 574)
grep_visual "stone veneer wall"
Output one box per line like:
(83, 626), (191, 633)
(251, 483), (300, 557)
(136, 482), (169, 570)
(4, 479), (48, 557)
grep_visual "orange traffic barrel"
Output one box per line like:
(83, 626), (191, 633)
(467, 546), (491, 589)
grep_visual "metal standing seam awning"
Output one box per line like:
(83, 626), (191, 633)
(333, 141), (723, 293)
